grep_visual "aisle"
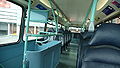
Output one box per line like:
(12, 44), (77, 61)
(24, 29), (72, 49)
(57, 39), (79, 68)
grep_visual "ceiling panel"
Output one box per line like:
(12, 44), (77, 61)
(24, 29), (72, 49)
(54, 0), (93, 26)
(53, 0), (110, 27)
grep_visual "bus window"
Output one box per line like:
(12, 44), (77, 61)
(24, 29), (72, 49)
(69, 27), (81, 33)
(47, 24), (56, 30)
(24, 22), (45, 40)
(112, 17), (120, 24)
(46, 22), (61, 32)
(0, 1), (22, 45)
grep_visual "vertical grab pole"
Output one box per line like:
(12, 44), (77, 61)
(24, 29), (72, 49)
(81, 0), (93, 31)
(88, 0), (99, 32)
(48, 0), (58, 34)
(23, 0), (31, 68)
(55, 9), (59, 34)
(56, 8), (59, 30)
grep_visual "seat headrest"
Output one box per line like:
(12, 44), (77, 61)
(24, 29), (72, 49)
(64, 30), (69, 33)
(58, 28), (64, 33)
(48, 28), (55, 32)
(89, 23), (120, 47)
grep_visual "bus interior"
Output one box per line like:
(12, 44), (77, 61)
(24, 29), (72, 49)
(0, 0), (120, 68)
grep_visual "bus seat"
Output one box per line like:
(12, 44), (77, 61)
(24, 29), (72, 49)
(63, 30), (69, 50)
(68, 30), (72, 43)
(82, 31), (94, 40)
(55, 28), (66, 53)
(89, 23), (120, 46)
(79, 23), (120, 68)
(47, 28), (56, 41)
(55, 28), (65, 44)
(77, 31), (94, 68)
(81, 31), (95, 47)
(48, 28), (55, 32)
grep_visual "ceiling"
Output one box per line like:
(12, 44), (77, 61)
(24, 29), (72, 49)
(12, 0), (110, 27)
(54, 0), (92, 27)
(53, 0), (109, 27)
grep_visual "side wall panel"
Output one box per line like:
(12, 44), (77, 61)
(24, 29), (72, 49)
(0, 41), (35, 68)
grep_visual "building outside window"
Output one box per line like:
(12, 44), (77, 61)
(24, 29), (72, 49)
(0, 1), (22, 44)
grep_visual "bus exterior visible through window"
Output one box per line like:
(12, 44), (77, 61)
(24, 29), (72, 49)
(0, 0), (10, 8)
(0, 0), (22, 45)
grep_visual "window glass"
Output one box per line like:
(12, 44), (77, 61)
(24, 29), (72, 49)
(0, 1), (22, 44)
(46, 21), (61, 32)
(112, 17), (120, 24)
(23, 21), (59, 40)
(24, 22), (45, 40)
(69, 27), (80, 33)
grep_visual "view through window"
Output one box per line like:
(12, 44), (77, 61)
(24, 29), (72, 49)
(24, 22), (45, 40)
(0, 1), (22, 44)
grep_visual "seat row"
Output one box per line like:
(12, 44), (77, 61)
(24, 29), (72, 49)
(48, 28), (72, 53)
(77, 23), (120, 68)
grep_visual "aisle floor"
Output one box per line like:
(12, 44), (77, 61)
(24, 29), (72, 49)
(57, 39), (79, 68)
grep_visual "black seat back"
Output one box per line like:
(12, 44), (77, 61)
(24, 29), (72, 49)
(80, 23), (120, 68)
